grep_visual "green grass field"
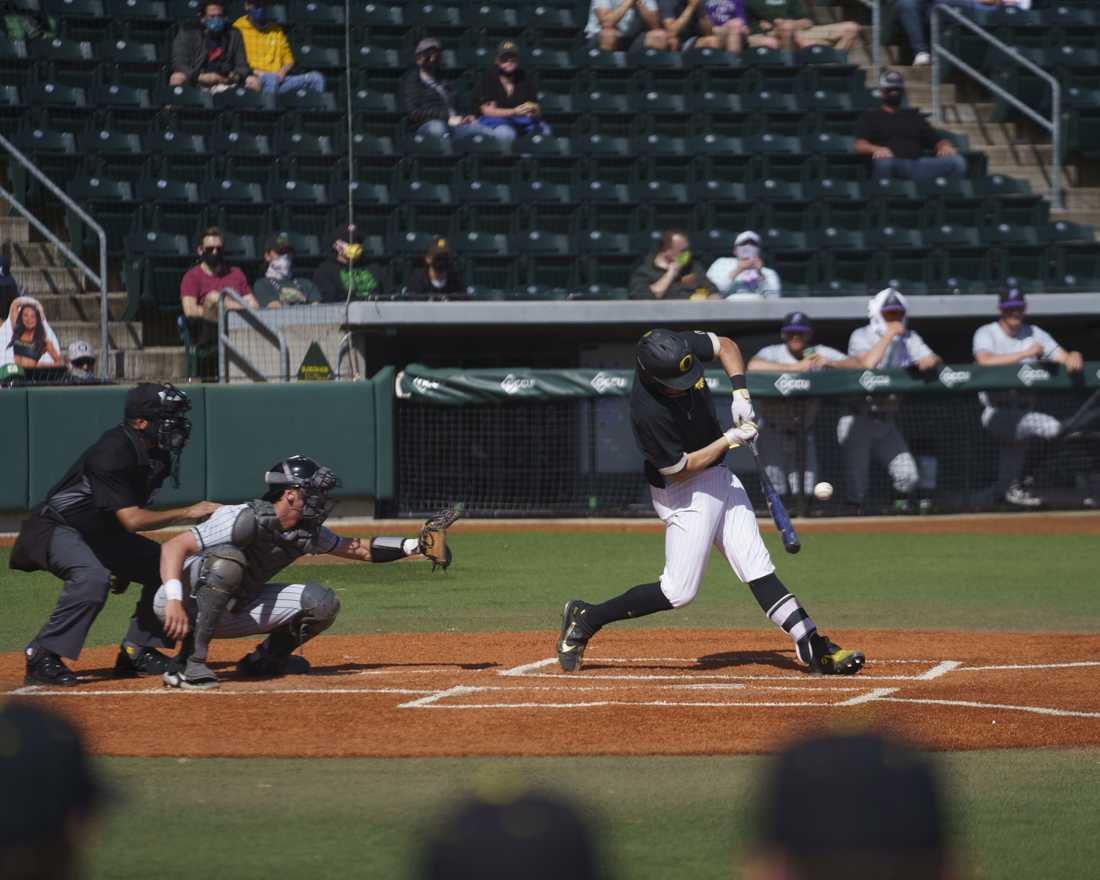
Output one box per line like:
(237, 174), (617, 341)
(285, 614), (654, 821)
(3, 530), (1099, 879)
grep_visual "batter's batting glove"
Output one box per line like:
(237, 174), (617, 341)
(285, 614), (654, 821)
(730, 388), (755, 427)
(725, 423), (758, 447)
(418, 506), (461, 572)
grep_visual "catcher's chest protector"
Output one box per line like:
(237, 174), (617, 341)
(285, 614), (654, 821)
(240, 500), (319, 592)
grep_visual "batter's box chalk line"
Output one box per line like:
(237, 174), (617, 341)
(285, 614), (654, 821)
(497, 657), (962, 682)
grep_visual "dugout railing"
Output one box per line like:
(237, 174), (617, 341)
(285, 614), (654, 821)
(391, 362), (1100, 518)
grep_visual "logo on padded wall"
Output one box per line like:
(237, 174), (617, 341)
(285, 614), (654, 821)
(859, 370), (891, 391)
(1017, 364), (1051, 387)
(774, 373), (811, 396)
(590, 372), (628, 394)
(501, 373), (536, 395)
(411, 377), (441, 393)
(938, 367), (971, 388)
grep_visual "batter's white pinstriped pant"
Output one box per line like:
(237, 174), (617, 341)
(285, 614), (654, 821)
(153, 583), (310, 638)
(650, 466), (775, 608)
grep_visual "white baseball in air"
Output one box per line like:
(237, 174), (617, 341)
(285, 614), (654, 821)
(813, 482), (834, 502)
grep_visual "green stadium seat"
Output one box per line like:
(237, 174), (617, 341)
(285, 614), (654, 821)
(981, 222), (1041, 248)
(1042, 220), (1096, 244)
(744, 46), (795, 67)
(454, 180), (514, 204)
(585, 253), (639, 289)
(940, 246), (994, 292)
(925, 224), (982, 250)
(125, 230), (191, 257)
(994, 194), (1050, 228)
(569, 284), (628, 300)
(394, 180), (453, 205)
(79, 128), (145, 163)
(351, 3), (405, 27)
(276, 130), (338, 157)
(513, 230), (572, 255)
(351, 46), (402, 71)
(0, 37), (32, 89)
(464, 255), (519, 293)
(815, 226), (867, 251)
(455, 133), (514, 158)
(271, 179), (329, 205)
(404, 132), (456, 157)
(1053, 243), (1100, 290)
(288, 0), (345, 25)
(201, 177), (265, 206)
(998, 245), (1053, 287)
(632, 133), (688, 156)
(93, 82), (151, 110)
(869, 227), (927, 250)
(577, 230), (633, 255)
(516, 134), (575, 159)
(66, 176), (135, 253)
(806, 177), (865, 202)
(466, 1), (524, 33)
(107, 0), (167, 21)
(822, 246), (880, 295)
(153, 82), (215, 110)
(11, 125), (78, 202)
(875, 196), (931, 230)
(141, 202), (208, 240)
(294, 44), (345, 74)
(530, 4), (581, 31)
(682, 46), (742, 69)
(796, 45), (848, 66)
(760, 228), (810, 252)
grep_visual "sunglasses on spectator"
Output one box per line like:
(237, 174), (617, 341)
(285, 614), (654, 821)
(71, 358), (95, 368)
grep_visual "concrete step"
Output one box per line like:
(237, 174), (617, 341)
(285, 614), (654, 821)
(934, 121), (1023, 147)
(118, 347), (188, 382)
(1063, 188), (1100, 211)
(1058, 211), (1100, 232)
(51, 320), (143, 349)
(10, 266), (86, 297)
(0, 215), (31, 243)
(4, 241), (69, 267)
(30, 292), (128, 323)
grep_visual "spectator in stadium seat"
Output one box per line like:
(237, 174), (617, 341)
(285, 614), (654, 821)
(170, 2), (259, 92)
(233, 0), (325, 95)
(629, 229), (718, 299)
(706, 230), (782, 298)
(180, 227), (259, 324)
(403, 237), (467, 300)
(585, 0), (670, 52)
(400, 38), (498, 142)
(972, 286), (1084, 508)
(252, 233), (322, 308)
(313, 224), (387, 302)
(473, 41), (551, 143)
(895, 0), (1017, 66)
(855, 69), (966, 184)
(2, 4), (55, 41)
(697, 0), (780, 53)
(745, 0), (860, 51)
(658, 0), (711, 51)
(1, 296), (62, 369)
(744, 732), (957, 880)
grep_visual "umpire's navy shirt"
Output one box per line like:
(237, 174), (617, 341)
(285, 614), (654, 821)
(630, 331), (725, 488)
(44, 425), (171, 540)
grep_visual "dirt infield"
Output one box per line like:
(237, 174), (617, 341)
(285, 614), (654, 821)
(3, 629), (1099, 758)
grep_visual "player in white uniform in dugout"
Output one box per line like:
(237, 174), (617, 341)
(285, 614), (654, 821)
(748, 311), (861, 501)
(972, 287), (1085, 508)
(556, 329), (864, 676)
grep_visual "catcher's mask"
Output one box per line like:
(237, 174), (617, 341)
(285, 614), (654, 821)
(264, 455), (342, 527)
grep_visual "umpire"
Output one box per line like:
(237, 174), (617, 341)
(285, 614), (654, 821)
(10, 383), (219, 686)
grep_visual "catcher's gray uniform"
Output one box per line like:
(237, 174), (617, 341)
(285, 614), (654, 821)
(752, 342), (848, 496)
(972, 320), (1064, 493)
(153, 501), (341, 641)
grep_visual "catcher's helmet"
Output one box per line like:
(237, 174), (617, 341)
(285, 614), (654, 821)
(264, 455), (342, 525)
(636, 328), (704, 391)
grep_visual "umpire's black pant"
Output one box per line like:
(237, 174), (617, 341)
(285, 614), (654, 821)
(31, 525), (172, 660)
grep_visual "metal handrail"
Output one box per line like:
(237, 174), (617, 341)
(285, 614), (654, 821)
(217, 289), (290, 382)
(0, 132), (110, 378)
(931, 5), (1062, 210)
(852, 0), (881, 82)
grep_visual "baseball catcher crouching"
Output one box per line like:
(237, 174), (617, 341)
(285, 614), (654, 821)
(155, 454), (459, 690)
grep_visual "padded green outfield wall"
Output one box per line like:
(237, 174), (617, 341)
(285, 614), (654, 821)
(4, 379), (394, 512)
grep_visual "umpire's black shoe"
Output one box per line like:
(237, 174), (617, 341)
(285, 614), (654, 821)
(235, 645), (312, 678)
(114, 640), (172, 677)
(24, 648), (79, 687)
(557, 599), (594, 673)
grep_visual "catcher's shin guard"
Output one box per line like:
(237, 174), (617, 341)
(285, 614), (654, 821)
(188, 545), (246, 667)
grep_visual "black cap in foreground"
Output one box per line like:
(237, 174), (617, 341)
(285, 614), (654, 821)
(0, 703), (110, 846)
(754, 732), (946, 859)
(636, 328), (704, 391)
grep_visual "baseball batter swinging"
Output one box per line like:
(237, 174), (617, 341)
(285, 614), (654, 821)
(155, 455), (457, 690)
(556, 329), (864, 675)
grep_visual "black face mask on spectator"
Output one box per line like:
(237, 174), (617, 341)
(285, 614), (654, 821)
(883, 89), (903, 108)
(418, 52), (440, 75)
(201, 247), (224, 269)
(497, 61), (518, 79)
(430, 255), (451, 272)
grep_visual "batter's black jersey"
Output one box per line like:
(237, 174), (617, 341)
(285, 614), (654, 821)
(42, 425), (171, 540)
(630, 331), (725, 488)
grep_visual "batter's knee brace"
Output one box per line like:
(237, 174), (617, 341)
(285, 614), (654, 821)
(889, 452), (920, 494)
(294, 581), (340, 646)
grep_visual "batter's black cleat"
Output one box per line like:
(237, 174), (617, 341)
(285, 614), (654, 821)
(163, 659), (220, 691)
(24, 648), (79, 687)
(557, 599), (594, 673)
(114, 640), (172, 677)
(804, 633), (865, 676)
(235, 645), (312, 678)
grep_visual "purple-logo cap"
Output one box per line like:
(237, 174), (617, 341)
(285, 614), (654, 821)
(781, 311), (813, 334)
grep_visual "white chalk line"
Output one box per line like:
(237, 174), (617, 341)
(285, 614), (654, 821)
(961, 661), (1100, 671)
(6, 686), (439, 697)
(408, 699), (837, 710)
(880, 697), (1100, 719)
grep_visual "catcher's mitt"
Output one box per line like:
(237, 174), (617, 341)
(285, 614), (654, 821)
(418, 506), (460, 572)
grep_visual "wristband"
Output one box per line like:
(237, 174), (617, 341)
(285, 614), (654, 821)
(729, 374), (748, 392)
(724, 428), (740, 448)
(164, 579), (183, 602)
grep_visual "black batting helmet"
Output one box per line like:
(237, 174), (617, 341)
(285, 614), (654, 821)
(636, 329), (703, 391)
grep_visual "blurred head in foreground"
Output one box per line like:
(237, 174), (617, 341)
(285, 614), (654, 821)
(745, 731), (957, 880)
(417, 787), (604, 880)
(0, 702), (109, 880)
